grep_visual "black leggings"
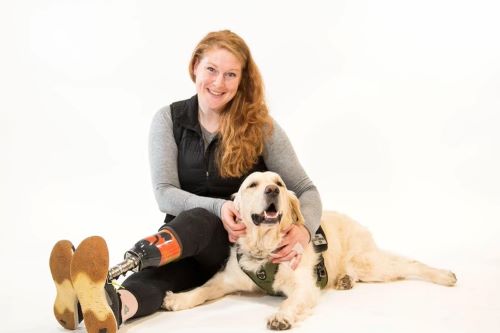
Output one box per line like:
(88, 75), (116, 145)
(121, 208), (230, 318)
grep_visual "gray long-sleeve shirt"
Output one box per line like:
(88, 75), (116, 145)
(149, 105), (322, 236)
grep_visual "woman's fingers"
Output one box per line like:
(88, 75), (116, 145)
(290, 254), (302, 270)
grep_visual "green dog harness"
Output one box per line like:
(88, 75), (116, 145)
(236, 252), (328, 296)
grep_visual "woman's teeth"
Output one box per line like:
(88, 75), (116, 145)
(208, 89), (224, 96)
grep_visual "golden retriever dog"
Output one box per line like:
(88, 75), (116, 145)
(162, 171), (457, 330)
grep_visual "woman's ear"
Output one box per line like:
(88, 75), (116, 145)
(192, 58), (200, 75)
(288, 190), (305, 225)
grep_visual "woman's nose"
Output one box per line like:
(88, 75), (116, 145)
(212, 73), (224, 87)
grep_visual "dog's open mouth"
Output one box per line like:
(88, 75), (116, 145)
(251, 203), (283, 226)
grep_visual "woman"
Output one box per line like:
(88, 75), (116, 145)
(49, 30), (322, 333)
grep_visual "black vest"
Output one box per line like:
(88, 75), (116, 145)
(170, 95), (268, 200)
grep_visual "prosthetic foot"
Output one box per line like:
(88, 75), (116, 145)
(70, 236), (122, 333)
(50, 240), (82, 330)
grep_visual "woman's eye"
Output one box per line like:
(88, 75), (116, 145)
(206, 66), (215, 72)
(226, 72), (237, 78)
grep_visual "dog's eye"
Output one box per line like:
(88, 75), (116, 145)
(247, 182), (258, 189)
(276, 181), (284, 187)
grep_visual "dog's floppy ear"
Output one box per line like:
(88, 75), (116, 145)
(288, 190), (305, 225)
(231, 192), (240, 212)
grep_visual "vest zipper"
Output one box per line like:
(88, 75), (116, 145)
(205, 136), (217, 180)
(204, 141), (211, 184)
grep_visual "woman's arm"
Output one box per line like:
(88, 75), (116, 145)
(263, 120), (323, 237)
(149, 106), (226, 217)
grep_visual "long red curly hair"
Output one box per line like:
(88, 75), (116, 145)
(189, 30), (273, 178)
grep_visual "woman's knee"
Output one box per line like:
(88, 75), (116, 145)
(177, 207), (214, 221)
(163, 208), (226, 255)
(171, 208), (221, 234)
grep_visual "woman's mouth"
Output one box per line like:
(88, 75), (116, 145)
(208, 89), (224, 97)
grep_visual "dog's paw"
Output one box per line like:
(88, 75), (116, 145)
(335, 274), (354, 290)
(267, 313), (292, 330)
(437, 270), (458, 287)
(162, 291), (193, 311)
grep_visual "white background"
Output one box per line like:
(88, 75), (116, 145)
(1, 0), (499, 332)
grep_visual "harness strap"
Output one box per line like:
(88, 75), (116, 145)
(236, 252), (328, 295)
(237, 253), (282, 296)
(315, 255), (328, 289)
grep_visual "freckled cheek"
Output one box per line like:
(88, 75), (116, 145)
(228, 81), (240, 94)
(195, 73), (212, 88)
(198, 80), (209, 91)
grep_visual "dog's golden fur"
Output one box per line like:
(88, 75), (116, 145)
(162, 171), (457, 330)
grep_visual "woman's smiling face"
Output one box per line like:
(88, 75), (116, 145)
(193, 47), (243, 114)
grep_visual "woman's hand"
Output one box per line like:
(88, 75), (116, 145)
(270, 224), (310, 270)
(221, 201), (246, 243)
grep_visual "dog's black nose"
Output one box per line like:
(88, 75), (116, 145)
(264, 185), (279, 197)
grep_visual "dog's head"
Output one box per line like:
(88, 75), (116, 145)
(233, 171), (305, 235)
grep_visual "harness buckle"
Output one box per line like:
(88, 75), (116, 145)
(317, 265), (327, 278)
(256, 269), (267, 280)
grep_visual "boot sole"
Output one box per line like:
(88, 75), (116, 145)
(50, 240), (80, 330)
(71, 236), (117, 333)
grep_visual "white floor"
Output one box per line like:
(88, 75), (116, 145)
(3, 240), (499, 333)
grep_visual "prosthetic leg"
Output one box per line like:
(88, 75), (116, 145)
(50, 230), (182, 332)
(108, 228), (182, 280)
